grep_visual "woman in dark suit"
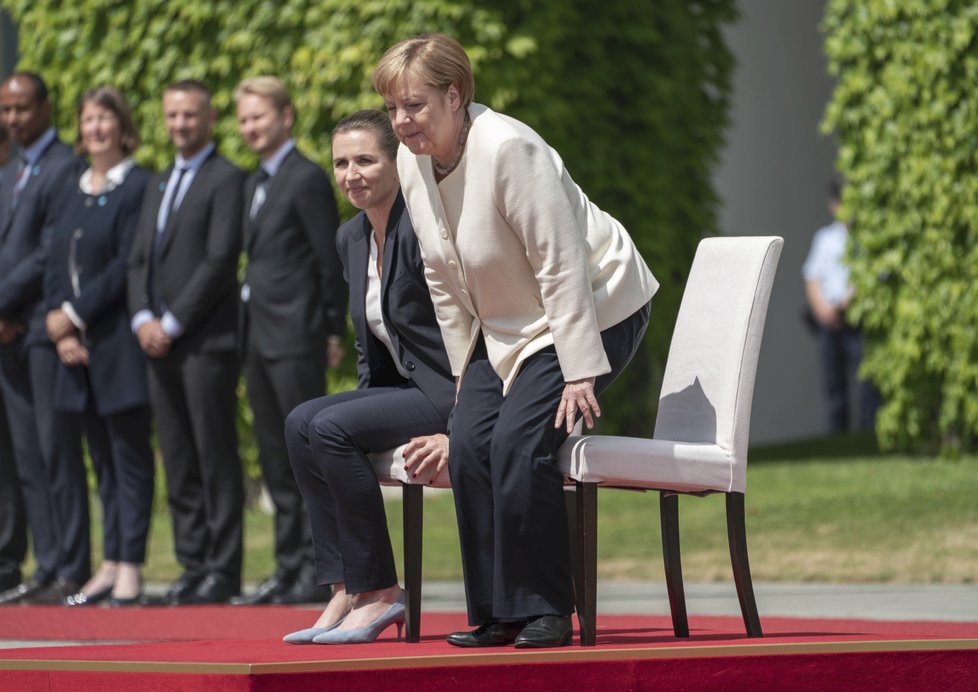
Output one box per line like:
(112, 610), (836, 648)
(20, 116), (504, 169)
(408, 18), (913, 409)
(44, 86), (154, 606)
(283, 110), (453, 645)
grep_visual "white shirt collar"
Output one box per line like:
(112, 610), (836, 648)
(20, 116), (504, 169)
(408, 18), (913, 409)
(260, 139), (295, 178)
(79, 156), (135, 195)
(175, 141), (215, 172)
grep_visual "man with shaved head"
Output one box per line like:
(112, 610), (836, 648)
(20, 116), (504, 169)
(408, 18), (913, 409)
(0, 72), (88, 605)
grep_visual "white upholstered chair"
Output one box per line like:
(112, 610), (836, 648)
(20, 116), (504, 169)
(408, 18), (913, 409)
(558, 235), (783, 646)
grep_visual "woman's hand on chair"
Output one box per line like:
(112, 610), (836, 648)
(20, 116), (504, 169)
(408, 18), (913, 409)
(404, 434), (449, 482)
(555, 377), (599, 433)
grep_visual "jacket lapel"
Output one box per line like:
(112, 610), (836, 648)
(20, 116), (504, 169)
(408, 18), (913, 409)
(158, 150), (216, 257)
(348, 214), (371, 359)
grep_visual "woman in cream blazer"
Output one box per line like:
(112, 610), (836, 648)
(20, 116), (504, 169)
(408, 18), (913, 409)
(374, 33), (657, 649)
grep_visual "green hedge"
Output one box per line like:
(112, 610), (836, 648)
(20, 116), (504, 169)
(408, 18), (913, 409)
(3, 0), (736, 448)
(823, 0), (978, 453)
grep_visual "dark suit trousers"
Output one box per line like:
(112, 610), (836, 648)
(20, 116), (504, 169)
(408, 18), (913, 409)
(450, 304), (650, 625)
(244, 343), (324, 577)
(0, 341), (88, 583)
(148, 350), (243, 584)
(83, 404), (155, 564)
(0, 392), (26, 584)
(285, 384), (446, 593)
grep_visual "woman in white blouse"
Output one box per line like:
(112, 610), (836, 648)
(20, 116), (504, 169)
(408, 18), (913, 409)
(373, 33), (658, 649)
(283, 110), (453, 645)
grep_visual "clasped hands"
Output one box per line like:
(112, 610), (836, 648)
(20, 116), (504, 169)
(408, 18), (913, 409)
(0, 318), (24, 345)
(45, 308), (89, 366)
(136, 318), (173, 358)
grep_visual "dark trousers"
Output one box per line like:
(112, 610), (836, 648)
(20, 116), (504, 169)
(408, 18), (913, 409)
(817, 324), (880, 434)
(148, 349), (242, 584)
(450, 304), (649, 625)
(244, 345), (324, 577)
(83, 404), (155, 564)
(286, 384), (448, 593)
(0, 341), (88, 583)
(0, 392), (25, 584)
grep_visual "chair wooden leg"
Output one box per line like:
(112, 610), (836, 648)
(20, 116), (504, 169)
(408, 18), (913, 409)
(402, 483), (424, 643)
(726, 492), (762, 637)
(564, 488), (580, 617)
(659, 492), (689, 637)
(574, 481), (598, 646)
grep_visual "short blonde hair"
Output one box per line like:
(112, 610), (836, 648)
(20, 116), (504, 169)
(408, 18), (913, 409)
(372, 33), (474, 106)
(234, 75), (293, 114)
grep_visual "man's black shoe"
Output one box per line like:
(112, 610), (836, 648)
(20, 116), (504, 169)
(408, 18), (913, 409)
(274, 567), (330, 605)
(156, 572), (204, 605)
(447, 620), (526, 648)
(25, 577), (81, 605)
(514, 615), (573, 648)
(185, 573), (238, 604)
(230, 574), (291, 606)
(0, 576), (51, 606)
(0, 571), (21, 593)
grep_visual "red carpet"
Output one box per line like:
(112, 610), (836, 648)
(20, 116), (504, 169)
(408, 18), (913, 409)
(0, 606), (975, 691)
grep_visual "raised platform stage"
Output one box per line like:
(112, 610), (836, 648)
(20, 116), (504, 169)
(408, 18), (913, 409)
(0, 607), (975, 691)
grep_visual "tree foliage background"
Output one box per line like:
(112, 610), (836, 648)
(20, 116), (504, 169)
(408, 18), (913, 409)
(823, 0), (978, 454)
(2, 0), (736, 460)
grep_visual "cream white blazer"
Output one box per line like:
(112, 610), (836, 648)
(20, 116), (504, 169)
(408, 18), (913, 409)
(398, 104), (658, 395)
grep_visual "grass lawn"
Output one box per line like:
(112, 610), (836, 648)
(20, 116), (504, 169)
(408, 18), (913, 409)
(128, 433), (975, 585)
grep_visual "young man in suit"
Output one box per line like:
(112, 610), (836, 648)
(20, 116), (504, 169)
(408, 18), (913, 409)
(127, 80), (245, 605)
(0, 73), (89, 605)
(232, 76), (345, 604)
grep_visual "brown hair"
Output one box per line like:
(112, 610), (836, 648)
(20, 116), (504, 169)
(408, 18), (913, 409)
(332, 109), (400, 162)
(372, 33), (474, 107)
(75, 86), (140, 156)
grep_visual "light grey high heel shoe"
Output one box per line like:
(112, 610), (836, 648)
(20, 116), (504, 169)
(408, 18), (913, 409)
(312, 595), (405, 644)
(283, 615), (347, 644)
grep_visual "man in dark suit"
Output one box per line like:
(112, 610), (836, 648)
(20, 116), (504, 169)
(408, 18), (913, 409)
(127, 80), (245, 604)
(0, 73), (89, 605)
(231, 76), (345, 604)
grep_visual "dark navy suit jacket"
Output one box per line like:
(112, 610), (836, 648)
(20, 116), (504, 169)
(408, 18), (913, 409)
(45, 166), (151, 415)
(242, 147), (346, 359)
(336, 192), (454, 420)
(0, 135), (81, 346)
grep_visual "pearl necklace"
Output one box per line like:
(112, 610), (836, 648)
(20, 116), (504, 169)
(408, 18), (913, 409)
(432, 112), (471, 177)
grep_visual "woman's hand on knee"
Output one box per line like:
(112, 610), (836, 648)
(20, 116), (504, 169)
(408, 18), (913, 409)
(555, 377), (599, 433)
(403, 434), (449, 481)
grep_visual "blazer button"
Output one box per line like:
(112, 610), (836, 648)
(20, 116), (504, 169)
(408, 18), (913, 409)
(440, 229), (449, 239)
(405, 361), (416, 371)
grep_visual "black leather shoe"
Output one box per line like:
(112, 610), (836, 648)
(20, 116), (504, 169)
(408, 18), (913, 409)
(64, 585), (113, 607)
(274, 567), (330, 605)
(160, 572), (204, 605)
(230, 574), (291, 605)
(25, 577), (82, 605)
(514, 615), (573, 648)
(447, 620), (527, 648)
(0, 576), (51, 605)
(0, 571), (20, 593)
(185, 573), (238, 604)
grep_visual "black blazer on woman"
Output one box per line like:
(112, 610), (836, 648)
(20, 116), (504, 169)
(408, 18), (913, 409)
(336, 191), (454, 419)
(45, 165), (152, 415)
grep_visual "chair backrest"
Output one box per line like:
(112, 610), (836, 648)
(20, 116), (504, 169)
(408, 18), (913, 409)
(653, 236), (783, 492)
